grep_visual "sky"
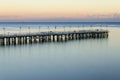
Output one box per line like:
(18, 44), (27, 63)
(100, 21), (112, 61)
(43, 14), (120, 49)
(0, 0), (120, 22)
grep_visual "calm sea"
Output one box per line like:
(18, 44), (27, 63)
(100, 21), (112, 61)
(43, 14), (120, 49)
(0, 22), (120, 80)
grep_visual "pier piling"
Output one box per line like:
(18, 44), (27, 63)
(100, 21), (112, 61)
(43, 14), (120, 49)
(0, 29), (109, 46)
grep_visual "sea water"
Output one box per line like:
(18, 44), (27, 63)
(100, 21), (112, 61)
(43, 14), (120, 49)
(0, 22), (120, 80)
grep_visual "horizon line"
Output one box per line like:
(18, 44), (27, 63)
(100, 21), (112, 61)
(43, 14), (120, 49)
(0, 21), (120, 23)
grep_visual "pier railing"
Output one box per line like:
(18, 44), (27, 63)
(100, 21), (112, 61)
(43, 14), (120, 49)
(0, 28), (109, 46)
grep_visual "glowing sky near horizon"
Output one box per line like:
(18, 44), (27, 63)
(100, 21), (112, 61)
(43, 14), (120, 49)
(0, 0), (120, 22)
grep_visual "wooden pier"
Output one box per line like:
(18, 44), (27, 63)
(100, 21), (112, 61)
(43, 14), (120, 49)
(0, 29), (109, 46)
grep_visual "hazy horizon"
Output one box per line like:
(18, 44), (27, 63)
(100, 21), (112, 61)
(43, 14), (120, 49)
(0, 0), (120, 22)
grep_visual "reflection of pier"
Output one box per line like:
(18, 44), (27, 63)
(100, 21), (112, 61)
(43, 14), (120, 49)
(0, 29), (109, 46)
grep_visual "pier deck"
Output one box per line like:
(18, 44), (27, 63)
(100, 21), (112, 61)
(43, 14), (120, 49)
(0, 29), (109, 46)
